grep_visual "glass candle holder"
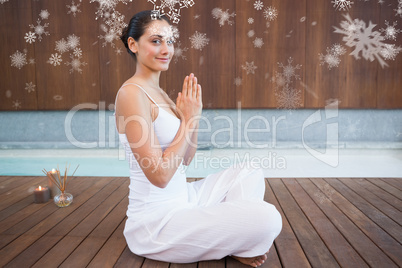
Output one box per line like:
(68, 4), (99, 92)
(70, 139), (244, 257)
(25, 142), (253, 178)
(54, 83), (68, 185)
(54, 191), (73, 207)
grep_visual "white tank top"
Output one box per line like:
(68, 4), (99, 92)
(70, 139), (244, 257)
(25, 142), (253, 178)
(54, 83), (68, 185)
(115, 83), (188, 220)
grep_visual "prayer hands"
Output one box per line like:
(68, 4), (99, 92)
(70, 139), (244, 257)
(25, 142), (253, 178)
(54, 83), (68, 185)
(176, 73), (203, 128)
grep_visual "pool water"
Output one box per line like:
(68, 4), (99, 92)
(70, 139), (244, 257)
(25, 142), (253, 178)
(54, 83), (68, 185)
(1, 148), (402, 178)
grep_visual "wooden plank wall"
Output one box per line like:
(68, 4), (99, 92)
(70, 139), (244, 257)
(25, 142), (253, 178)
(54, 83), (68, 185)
(0, 0), (401, 110)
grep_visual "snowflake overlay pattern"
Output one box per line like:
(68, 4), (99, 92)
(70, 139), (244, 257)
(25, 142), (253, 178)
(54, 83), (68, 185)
(319, 43), (347, 69)
(48, 53), (63, 66)
(67, 1), (81, 17)
(334, 14), (401, 68)
(395, 0), (402, 18)
(332, 0), (354, 11)
(40, 9), (50, 20)
(25, 82), (36, 93)
(273, 57), (302, 109)
(263, 6), (278, 21)
(98, 11), (128, 49)
(12, 100), (22, 110)
(24, 31), (36, 44)
(29, 19), (49, 41)
(65, 54), (87, 74)
(173, 41), (188, 63)
(90, 0), (132, 19)
(380, 21), (401, 41)
(55, 39), (70, 54)
(10, 50), (27, 69)
(211, 8), (236, 27)
(253, 37), (264, 48)
(254, 0), (263, 10)
(241, 61), (258, 75)
(189, 31), (210, 50)
(148, 0), (195, 24)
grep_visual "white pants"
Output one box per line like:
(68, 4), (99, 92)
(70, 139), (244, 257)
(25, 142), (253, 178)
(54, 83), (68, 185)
(125, 166), (282, 263)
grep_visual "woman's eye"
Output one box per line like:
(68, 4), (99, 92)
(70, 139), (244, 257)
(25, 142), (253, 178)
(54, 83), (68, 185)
(152, 39), (161, 44)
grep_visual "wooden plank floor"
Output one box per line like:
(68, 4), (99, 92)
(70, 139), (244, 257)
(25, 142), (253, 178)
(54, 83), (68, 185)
(0, 176), (401, 267)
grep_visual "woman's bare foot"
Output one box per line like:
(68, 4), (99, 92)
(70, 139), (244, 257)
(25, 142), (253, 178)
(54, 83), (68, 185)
(231, 253), (267, 267)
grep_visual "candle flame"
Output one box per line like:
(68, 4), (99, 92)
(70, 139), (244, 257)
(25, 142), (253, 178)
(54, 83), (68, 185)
(51, 168), (56, 173)
(39, 186), (42, 191)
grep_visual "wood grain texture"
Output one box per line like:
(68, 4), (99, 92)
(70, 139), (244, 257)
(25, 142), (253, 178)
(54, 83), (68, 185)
(1, 1), (400, 110)
(1, 176), (402, 267)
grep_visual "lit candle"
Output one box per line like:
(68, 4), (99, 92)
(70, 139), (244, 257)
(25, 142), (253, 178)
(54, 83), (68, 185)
(47, 169), (61, 198)
(34, 186), (50, 203)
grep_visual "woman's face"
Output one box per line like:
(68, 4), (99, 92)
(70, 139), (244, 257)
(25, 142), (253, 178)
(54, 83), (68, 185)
(135, 20), (175, 72)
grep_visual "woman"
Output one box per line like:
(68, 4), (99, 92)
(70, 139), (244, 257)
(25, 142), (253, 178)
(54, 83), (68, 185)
(115, 10), (282, 267)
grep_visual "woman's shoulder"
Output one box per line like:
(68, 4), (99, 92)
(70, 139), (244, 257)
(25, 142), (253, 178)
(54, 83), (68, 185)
(118, 81), (147, 100)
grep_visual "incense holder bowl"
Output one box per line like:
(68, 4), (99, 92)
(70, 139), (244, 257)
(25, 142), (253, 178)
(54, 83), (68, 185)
(54, 192), (73, 207)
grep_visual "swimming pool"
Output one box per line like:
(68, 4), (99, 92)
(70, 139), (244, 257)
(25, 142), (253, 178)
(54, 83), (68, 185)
(1, 148), (402, 178)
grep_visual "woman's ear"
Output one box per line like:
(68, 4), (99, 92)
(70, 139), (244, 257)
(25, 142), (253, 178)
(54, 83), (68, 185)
(128, 37), (138, 54)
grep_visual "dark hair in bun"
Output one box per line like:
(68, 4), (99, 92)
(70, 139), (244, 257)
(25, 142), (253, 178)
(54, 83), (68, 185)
(120, 10), (171, 60)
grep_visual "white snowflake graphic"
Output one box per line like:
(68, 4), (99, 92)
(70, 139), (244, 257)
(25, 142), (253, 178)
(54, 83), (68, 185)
(395, 4), (402, 18)
(380, 21), (400, 41)
(48, 53), (63, 66)
(380, 44), (402, 60)
(90, 0), (133, 19)
(0, 0), (10, 4)
(148, 23), (180, 43)
(273, 57), (303, 110)
(39, 9), (50, 20)
(248, 17), (254, 24)
(73, 47), (83, 58)
(148, 0), (195, 24)
(247, 30), (255, 38)
(334, 14), (394, 68)
(65, 54), (87, 74)
(277, 57), (301, 82)
(10, 50), (27, 69)
(331, 0), (354, 11)
(67, 1), (81, 17)
(263, 6), (278, 21)
(29, 19), (49, 41)
(275, 87), (302, 110)
(173, 41), (188, 63)
(99, 24), (118, 47)
(25, 82), (36, 93)
(12, 100), (22, 110)
(55, 38), (69, 54)
(254, 0), (264, 10)
(67, 34), (80, 49)
(241, 61), (258, 75)
(29, 58), (35, 65)
(319, 44), (346, 69)
(211, 8), (236, 27)
(24, 31), (36, 44)
(330, 43), (347, 56)
(105, 10), (127, 35)
(319, 52), (341, 69)
(234, 77), (242, 87)
(253, 37), (264, 48)
(115, 47), (123, 55)
(189, 31), (210, 50)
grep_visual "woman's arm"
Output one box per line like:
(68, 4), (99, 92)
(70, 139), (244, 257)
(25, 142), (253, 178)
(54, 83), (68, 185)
(182, 122), (199, 166)
(116, 74), (202, 188)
